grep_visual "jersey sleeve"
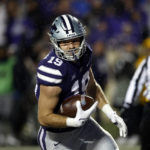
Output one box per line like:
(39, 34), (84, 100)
(36, 59), (65, 88)
(146, 56), (150, 84)
(123, 58), (147, 108)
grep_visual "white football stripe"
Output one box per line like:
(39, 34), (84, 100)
(37, 73), (62, 84)
(39, 128), (44, 150)
(39, 65), (62, 76)
(62, 15), (71, 31)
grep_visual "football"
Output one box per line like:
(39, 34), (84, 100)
(58, 94), (95, 117)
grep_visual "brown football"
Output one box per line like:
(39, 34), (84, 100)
(58, 94), (95, 117)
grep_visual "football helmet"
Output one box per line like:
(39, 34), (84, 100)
(48, 14), (87, 61)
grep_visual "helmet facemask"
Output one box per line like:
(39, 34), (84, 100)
(49, 34), (86, 61)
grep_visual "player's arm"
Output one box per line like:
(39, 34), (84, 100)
(123, 58), (147, 108)
(87, 68), (127, 137)
(121, 58), (147, 128)
(87, 68), (109, 109)
(38, 84), (97, 128)
(144, 57), (150, 100)
(38, 85), (68, 128)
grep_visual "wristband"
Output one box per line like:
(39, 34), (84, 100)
(101, 104), (115, 120)
(66, 117), (76, 127)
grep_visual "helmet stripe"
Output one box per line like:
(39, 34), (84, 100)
(61, 15), (73, 34)
(67, 15), (74, 32)
(62, 15), (72, 31)
(60, 16), (68, 34)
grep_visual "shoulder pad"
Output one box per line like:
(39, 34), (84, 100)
(86, 43), (92, 52)
(37, 55), (66, 86)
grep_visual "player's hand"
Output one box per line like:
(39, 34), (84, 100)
(66, 101), (98, 127)
(75, 101), (98, 126)
(110, 112), (127, 137)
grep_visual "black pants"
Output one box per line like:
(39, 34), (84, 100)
(121, 104), (143, 136)
(121, 103), (150, 150)
(139, 102), (150, 150)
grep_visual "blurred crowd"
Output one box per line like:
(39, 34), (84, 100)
(0, 0), (150, 146)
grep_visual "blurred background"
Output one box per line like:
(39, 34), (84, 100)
(0, 0), (150, 149)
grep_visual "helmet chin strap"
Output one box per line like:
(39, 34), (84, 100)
(71, 50), (78, 61)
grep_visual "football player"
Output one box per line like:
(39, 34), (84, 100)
(121, 56), (150, 150)
(35, 14), (127, 150)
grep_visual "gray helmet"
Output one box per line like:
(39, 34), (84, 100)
(48, 14), (87, 61)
